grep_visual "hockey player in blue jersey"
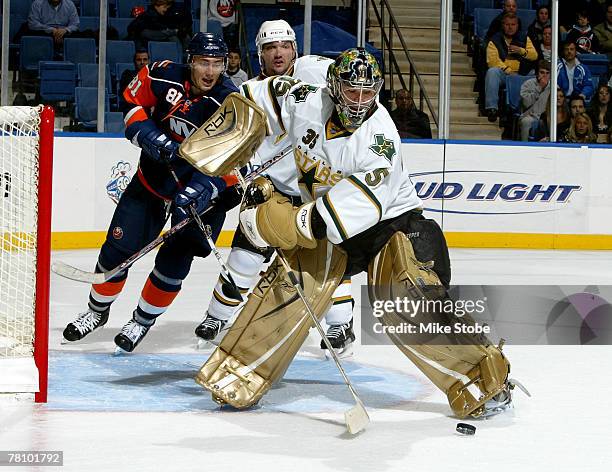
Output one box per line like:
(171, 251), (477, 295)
(63, 32), (241, 351)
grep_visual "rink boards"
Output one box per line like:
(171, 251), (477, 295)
(48, 134), (612, 249)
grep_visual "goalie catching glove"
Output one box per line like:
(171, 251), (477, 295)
(239, 194), (326, 250)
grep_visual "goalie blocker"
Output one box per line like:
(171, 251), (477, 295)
(196, 205), (513, 418)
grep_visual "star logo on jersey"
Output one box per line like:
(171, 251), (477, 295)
(298, 161), (323, 199)
(369, 134), (396, 162)
(290, 84), (319, 103)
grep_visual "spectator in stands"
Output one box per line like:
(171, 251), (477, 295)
(527, 5), (550, 49)
(557, 40), (594, 101)
(538, 25), (553, 62)
(560, 112), (597, 143)
(209, 0), (238, 49)
(570, 94), (588, 118)
(226, 49), (248, 87)
(128, 0), (191, 50)
(594, 1), (612, 58)
(518, 60), (550, 141)
(560, 0), (605, 33)
(26, 0), (79, 47)
(389, 89), (432, 139)
(588, 83), (612, 141)
(486, 0), (520, 40)
(119, 49), (150, 93)
(534, 87), (571, 141)
(566, 10), (601, 54)
(485, 13), (538, 122)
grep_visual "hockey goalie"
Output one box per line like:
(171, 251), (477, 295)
(185, 48), (521, 419)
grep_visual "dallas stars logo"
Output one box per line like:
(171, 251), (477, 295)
(369, 134), (396, 162)
(297, 162), (323, 199)
(290, 84), (319, 103)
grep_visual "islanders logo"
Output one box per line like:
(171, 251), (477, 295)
(106, 161), (132, 204)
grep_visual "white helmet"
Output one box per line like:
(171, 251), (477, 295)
(255, 20), (297, 71)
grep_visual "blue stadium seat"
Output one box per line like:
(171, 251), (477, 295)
(74, 86), (110, 130)
(109, 17), (132, 39)
(19, 36), (54, 73)
(505, 74), (534, 139)
(464, 0), (495, 19)
(38, 61), (76, 102)
(192, 19), (223, 35)
(116, 0), (144, 18)
(64, 38), (97, 64)
(9, 0), (31, 18)
(578, 54), (609, 80)
(505, 74), (533, 114)
(106, 40), (136, 68)
(148, 41), (183, 63)
(115, 62), (134, 93)
(473, 8), (500, 40)
(77, 63), (112, 92)
(514, 0), (532, 10)
(104, 112), (125, 133)
(78, 16), (101, 32)
(80, 0), (101, 17)
(516, 9), (536, 33)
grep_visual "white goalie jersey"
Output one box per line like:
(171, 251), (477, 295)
(244, 76), (423, 244)
(241, 55), (333, 196)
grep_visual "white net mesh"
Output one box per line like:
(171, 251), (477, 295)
(0, 106), (42, 360)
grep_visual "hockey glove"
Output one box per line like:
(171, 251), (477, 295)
(173, 173), (227, 221)
(126, 119), (179, 163)
(239, 194), (326, 250)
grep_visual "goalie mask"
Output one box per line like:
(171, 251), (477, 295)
(327, 48), (383, 131)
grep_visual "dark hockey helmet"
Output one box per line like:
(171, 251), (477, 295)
(327, 48), (383, 131)
(186, 32), (228, 68)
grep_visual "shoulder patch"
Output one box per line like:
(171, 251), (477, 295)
(369, 134), (396, 162)
(290, 84), (319, 103)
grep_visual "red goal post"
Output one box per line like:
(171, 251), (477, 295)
(0, 105), (54, 402)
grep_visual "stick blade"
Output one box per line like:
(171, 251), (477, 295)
(51, 261), (105, 284)
(345, 401), (370, 435)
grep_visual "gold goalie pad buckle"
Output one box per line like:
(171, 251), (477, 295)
(178, 92), (267, 176)
(195, 241), (347, 408)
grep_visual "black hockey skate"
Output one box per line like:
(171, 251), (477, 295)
(195, 313), (227, 347)
(62, 308), (109, 343)
(114, 319), (153, 354)
(320, 319), (355, 358)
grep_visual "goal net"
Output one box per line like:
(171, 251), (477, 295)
(0, 106), (54, 402)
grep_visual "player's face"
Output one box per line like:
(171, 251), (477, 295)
(341, 84), (378, 113)
(261, 41), (295, 76)
(190, 56), (225, 94)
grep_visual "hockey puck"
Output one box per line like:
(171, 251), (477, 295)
(456, 423), (476, 435)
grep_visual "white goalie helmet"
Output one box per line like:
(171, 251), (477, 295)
(255, 20), (298, 68)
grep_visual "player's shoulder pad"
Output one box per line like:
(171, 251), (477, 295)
(147, 61), (186, 88)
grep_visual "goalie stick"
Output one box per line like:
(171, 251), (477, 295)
(52, 146), (293, 284)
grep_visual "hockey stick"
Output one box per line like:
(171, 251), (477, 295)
(275, 249), (370, 435)
(188, 205), (243, 302)
(52, 147), (293, 284)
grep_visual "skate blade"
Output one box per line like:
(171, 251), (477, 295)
(196, 338), (217, 350)
(113, 345), (130, 356)
(60, 337), (70, 345)
(324, 343), (354, 360)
